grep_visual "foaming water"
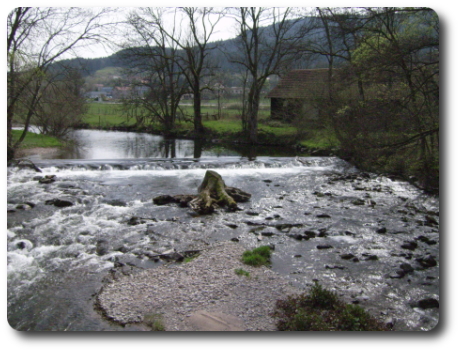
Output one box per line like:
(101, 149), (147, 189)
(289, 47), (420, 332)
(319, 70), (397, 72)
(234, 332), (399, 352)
(7, 156), (438, 331)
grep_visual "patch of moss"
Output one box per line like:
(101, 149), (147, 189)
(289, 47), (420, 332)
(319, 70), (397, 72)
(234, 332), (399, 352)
(234, 268), (250, 277)
(242, 245), (272, 267)
(143, 313), (165, 331)
(272, 282), (390, 331)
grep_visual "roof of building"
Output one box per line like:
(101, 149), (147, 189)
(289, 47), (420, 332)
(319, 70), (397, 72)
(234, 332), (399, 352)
(266, 69), (333, 99)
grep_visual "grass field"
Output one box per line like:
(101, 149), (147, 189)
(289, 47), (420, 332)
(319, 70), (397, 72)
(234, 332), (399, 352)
(11, 129), (64, 149)
(81, 102), (339, 150)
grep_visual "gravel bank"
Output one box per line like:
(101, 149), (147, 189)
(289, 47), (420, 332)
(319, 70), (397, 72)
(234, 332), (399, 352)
(96, 242), (301, 331)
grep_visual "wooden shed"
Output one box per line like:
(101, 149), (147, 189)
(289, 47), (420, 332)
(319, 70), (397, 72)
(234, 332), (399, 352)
(266, 69), (333, 121)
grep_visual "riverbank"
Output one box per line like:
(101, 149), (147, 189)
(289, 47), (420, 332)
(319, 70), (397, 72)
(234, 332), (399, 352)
(10, 130), (66, 160)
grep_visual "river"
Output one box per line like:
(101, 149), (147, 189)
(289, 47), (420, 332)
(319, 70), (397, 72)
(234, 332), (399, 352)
(7, 129), (439, 331)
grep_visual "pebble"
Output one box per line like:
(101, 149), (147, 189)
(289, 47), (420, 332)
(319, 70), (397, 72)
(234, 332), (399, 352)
(97, 242), (301, 331)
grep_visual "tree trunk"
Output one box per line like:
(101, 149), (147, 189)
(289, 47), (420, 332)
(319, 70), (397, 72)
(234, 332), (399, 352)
(189, 170), (238, 214)
(247, 85), (260, 144)
(193, 82), (204, 134)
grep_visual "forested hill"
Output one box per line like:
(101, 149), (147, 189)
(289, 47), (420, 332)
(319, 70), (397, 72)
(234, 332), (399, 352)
(56, 17), (330, 77)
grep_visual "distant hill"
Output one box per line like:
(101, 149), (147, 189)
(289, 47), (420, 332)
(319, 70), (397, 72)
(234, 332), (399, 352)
(57, 16), (332, 79)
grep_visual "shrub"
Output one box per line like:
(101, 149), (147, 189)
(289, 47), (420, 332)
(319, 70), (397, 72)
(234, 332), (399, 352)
(242, 245), (272, 267)
(272, 282), (390, 331)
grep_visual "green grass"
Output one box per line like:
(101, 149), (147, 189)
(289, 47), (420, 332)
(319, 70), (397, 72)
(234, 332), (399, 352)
(143, 313), (165, 331)
(242, 245), (272, 267)
(11, 130), (64, 149)
(272, 282), (390, 331)
(234, 268), (251, 277)
(81, 102), (338, 152)
(83, 103), (128, 127)
(298, 128), (340, 150)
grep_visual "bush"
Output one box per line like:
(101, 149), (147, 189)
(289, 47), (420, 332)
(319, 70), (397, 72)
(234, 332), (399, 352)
(242, 245), (272, 267)
(272, 282), (390, 331)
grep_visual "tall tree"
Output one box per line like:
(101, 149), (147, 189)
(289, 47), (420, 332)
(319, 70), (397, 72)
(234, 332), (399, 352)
(7, 7), (112, 161)
(122, 8), (188, 132)
(334, 7), (439, 189)
(171, 7), (225, 134)
(228, 7), (304, 143)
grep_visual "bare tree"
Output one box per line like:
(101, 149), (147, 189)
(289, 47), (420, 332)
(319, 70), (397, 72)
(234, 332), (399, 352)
(7, 7), (113, 160)
(121, 8), (188, 132)
(146, 7), (225, 135)
(228, 7), (304, 144)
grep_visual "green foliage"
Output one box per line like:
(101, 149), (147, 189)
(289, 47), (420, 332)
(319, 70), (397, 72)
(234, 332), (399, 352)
(184, 253), (201, 263)
(272, 282), (390, 331)
(234, 268), (250, 277)
(143, 313), (165, 331)
(242, 245), (272, 267)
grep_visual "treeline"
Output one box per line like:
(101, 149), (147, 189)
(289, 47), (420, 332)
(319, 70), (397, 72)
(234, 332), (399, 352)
(314, 8), (439, 192)
(7, 7), (438, 192)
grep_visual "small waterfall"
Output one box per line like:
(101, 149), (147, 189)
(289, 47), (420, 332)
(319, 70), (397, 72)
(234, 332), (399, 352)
(7, 154), (438, 331)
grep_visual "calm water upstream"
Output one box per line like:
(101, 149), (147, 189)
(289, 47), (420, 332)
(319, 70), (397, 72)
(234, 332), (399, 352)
(7, 129), (439, 331)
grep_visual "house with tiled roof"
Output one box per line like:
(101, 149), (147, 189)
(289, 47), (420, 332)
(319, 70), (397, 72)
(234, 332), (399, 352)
(266, 69), (333, 121)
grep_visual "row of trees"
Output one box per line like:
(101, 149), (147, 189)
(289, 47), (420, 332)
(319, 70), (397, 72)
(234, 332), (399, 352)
(118, 7), (309, 142)
(7, 7), (439, 191)
(308, 7), (439, 190)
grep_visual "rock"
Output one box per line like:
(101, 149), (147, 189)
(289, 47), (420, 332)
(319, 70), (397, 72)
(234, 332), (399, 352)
(288, 234), (304, 241)
(317, 244), (333, 250)
(364, 255), (379, 261)
(417, 298), (439, 309)
(417, 236), (437, 245)
(105, 199), (128, 207)
(44, 198), (74, 207)
(39, 175), (57, 184)
(340, 253), (356, 260)
(173, 195), (195, 207)
(316, 213), (331, 218)
(96, 239), (110, 256)
(424, 215), (438, 226)
(303, 230), (317, 239)
(153, 195), (176, 205)
(401, 241), (418, 250)
(127, 217), (147, 225)
(352, 199), (366, 206)
(376, 227), (387, 234)
(225, 187), (251, 203)
(400, 263), (415, 273)
(416, 255), (437, 268)
(246, 211), (259, 216)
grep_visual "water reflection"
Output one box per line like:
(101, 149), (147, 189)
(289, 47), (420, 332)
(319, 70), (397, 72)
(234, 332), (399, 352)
(63, 130), (199, 159)
(35, 129), (302, 160)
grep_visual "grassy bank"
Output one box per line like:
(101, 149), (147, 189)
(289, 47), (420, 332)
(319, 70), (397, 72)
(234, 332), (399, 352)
(11, 129), (64, 149)
(81, 102), (338, 152)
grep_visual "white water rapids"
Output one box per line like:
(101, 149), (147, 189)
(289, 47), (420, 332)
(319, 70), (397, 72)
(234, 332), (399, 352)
(7, 156), (439, 331)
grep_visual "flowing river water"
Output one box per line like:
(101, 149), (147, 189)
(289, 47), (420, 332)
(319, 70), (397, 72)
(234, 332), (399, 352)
(7, 130), (439, 331)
